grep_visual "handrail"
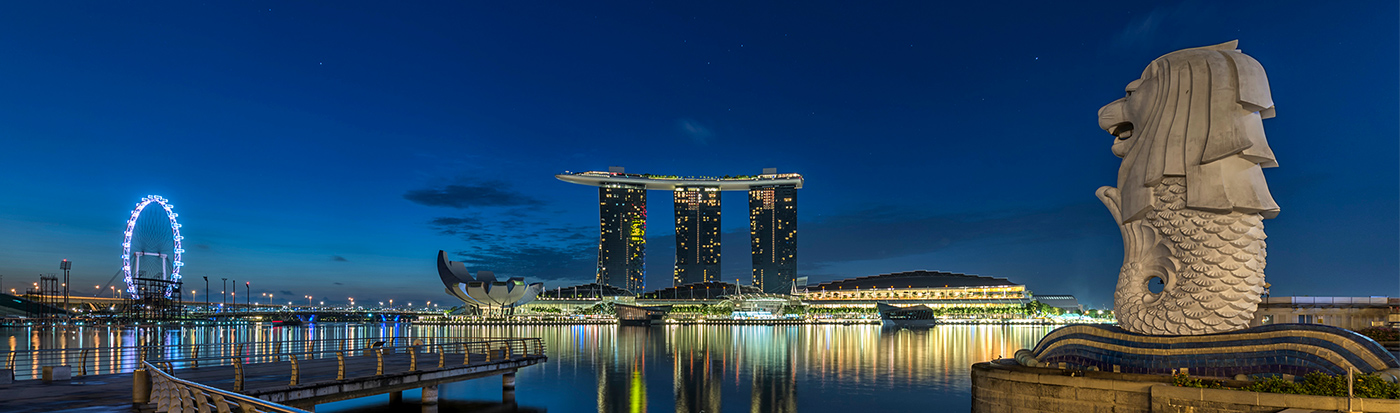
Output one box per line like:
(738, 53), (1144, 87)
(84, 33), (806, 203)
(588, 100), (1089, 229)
(144, 361), (309, 413)
(1, 335), (547, 381)
(151, 338), (546, 391)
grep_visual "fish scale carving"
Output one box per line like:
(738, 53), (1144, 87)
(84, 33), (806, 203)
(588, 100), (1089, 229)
(1108, 178), (1267, 335)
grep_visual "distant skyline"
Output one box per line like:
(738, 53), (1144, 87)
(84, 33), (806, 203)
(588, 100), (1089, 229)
(0, 2), (1396, 308)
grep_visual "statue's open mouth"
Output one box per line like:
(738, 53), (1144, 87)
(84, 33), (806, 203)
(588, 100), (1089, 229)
(1107, 122), (1134, 140)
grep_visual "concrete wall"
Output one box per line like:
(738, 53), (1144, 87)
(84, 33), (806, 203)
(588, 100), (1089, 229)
(972, 362), (1159, 413)
(972, 362), (1400, 413)
(1150, 383), (1400, 412)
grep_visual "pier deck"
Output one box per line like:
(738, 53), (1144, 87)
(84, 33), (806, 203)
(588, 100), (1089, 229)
(1, 344), (545, 412)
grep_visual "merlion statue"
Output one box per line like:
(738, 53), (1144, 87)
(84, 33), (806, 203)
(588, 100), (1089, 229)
(1096, 40), (1279, 335)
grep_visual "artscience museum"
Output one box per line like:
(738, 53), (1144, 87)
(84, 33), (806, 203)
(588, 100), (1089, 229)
(436, 250), (543, 314)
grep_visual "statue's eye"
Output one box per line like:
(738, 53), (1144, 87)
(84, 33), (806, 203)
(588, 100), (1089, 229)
(1126, 90), (1134, 97)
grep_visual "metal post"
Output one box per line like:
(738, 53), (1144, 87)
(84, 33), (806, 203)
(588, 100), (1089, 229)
(202, 276), (208, 313)
(233, 358), (245, 392)
(59, 260), (70, 317)
(336, 352), (345, 380)
(221, 278), (227, 309)
(289, 355), (300, 386)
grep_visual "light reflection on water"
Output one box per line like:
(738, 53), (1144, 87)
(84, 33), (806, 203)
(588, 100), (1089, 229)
(0, 323), (1053, 412)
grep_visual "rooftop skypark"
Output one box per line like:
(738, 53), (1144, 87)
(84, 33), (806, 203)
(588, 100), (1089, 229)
(556, 168), (803, 191)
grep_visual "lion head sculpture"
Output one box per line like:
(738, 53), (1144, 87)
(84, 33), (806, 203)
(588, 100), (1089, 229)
(1097, 40), (1279, 223)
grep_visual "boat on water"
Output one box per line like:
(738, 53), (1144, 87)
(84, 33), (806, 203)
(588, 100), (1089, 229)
(877, 303), (938, 328)
(614, 303), (672, 326)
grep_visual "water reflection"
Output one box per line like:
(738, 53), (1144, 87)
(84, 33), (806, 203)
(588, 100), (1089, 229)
(1, 323), (1052, 412)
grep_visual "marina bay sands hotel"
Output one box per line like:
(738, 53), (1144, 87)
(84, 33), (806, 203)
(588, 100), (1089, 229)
(557, 167), (801, 294)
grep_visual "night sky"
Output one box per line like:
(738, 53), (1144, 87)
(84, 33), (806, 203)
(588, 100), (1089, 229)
(1, 2), (1395, 308)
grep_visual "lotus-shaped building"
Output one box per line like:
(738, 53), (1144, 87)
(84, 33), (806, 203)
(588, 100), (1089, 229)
(437, 250), (543, 312)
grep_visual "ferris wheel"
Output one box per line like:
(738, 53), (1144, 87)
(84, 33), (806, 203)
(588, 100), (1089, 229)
(120, 195), (185, 299)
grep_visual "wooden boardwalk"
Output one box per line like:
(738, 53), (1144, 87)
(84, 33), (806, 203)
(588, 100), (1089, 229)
(0, 351), (545, 413)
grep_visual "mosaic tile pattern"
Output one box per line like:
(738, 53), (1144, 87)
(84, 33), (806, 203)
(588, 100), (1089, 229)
(1028, 323), (1399, 377)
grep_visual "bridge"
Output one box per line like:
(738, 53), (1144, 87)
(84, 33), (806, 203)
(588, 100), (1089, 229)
(1, 293), (433, 325)
(0, 336), (546, 412)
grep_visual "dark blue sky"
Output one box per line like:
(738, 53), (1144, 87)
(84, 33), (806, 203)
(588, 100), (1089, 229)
(1, 1), (1395, 308)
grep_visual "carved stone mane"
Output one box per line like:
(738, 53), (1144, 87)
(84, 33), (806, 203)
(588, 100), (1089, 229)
(1099, 40), (1280, 224)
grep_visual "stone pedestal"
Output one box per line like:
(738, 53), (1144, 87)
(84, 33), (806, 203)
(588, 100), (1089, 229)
(43, 365), (72, 382)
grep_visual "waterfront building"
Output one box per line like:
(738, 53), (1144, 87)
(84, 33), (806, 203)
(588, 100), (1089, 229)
(673, 186), (721, 286)
(557, 167), (804, 292)
(598, 181), (647, 292)
(749, 182), (797, 294)
(1034, 294), (1083, 312)
(536, 283), (635, 300)
(1249, 296), (1399, 330)
(436, 250), (543, 315)
(638, 282), (759, 300)
(802, 270), (1031, 310)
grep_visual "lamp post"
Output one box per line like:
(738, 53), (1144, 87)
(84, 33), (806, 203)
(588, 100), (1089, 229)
(202, 276), (209, 312)
(245, 282), (250, 310)
(221, 278), (227, 310)
(59, 259), (71, 317)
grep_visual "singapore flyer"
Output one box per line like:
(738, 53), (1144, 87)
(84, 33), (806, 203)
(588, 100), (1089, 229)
(120, 195), (185, 299)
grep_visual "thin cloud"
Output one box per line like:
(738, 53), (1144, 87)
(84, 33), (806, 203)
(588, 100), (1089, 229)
(331, 255), (349, 262)
(403, 181), (542, 209)
(429, 217), (485, 235)
(678, 118), (713, 144)
(1110, 2), (1216, 51)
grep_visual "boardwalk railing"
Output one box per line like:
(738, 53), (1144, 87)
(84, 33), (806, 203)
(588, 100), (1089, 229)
(157, 337), (545, 391)
(1, 336), (546, 381)
(144, 361), (309, 413)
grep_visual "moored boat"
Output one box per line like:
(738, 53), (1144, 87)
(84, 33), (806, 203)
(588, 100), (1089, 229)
(877, 303), (938, 328)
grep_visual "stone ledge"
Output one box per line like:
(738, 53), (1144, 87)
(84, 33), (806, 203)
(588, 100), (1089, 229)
(973, 362), (1400, 413)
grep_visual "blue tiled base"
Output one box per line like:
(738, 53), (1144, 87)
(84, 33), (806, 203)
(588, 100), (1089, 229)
(1028, 323), (1399, 377)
